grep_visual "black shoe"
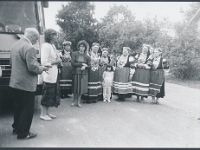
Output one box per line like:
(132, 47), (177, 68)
(13, 129), (17, 135)
(17, 132), (37, 140)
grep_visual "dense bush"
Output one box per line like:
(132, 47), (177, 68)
(167, 23), (200, 79)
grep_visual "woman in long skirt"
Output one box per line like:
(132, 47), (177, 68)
(87, 42), (103, 103)
(71, 40), (91, 107)
(149, 48), (169, 104)
(132, 44), (152, 103)
(40, 29), (62, 121)
(60, 41), (73, 98)
(113, 47), (135, 101)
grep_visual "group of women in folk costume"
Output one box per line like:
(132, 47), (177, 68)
(60, 40), (169, 107)
(113, 44), (169, 104)
(132, 44), (169, 104)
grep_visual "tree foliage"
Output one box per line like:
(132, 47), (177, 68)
(56, 2), (99, 50)
(55, 2), (200, 80)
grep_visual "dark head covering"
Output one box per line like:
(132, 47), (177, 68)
(44, 28), (57, 43)
(77, 40), (89, 52)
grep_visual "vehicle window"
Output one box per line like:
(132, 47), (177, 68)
(0, 1), (38, 33)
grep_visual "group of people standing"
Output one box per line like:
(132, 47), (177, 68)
(56, 33), (170, 109)
(8, 27), (169, 139)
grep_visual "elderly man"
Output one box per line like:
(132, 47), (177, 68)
(9, 28), (48, 139)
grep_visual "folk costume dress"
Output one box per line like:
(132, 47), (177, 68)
(131, 53), (152, 97)
(60, 50), (72, 97)
(87, 51), (103, 102)
(41, 43), (60, 107)
(148, 57), (168, 98)
(113, 55), (133, 98)
(71, 51), (91, 102)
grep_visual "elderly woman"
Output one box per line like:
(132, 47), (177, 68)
(71, 40), (91, 107)
(60, 41), (73, 99)
(113, 47), (135, 101)
(40, 29), (62, 121)
(132, 44), (152, 103)
(87, 42), (103, 103)
(149, 48), (169, 104)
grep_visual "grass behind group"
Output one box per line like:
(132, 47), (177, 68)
(165, 74), (200, 89)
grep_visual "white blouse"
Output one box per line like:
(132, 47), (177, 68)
(41, 43), (58, 83)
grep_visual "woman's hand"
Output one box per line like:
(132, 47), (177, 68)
(137, 63), (144, 68)
(82, 63), (88, 67)
(81, 66), (86, 70)
(51, 58), (62, 66)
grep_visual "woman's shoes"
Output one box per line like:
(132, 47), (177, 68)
(47, 114), (56, 119)
(77, 104), (82, 108)
(40, 115), (52, 121)
(71, 103), (75, 107)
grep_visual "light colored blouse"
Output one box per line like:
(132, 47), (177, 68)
(152, 57), (161, 69)
(41, 43), (58, 83)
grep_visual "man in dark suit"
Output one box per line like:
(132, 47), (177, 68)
(9, 28), (49, 139)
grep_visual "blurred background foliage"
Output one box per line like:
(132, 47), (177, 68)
(55, 2), (200, 80)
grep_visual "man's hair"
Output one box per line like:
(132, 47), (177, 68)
(24, 28), (39, 38)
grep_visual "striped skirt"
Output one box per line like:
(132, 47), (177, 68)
(88, 67), (103, 97)
(113, 67), (132, 94)
(131, 68), (150, 96)
(149, 69), (165, 97)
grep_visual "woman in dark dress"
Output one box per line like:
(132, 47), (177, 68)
(113, 47), (135, 101)
(132, 44), (152, 103)
(149, 48), (169, 104)
(60, 41), (73, 98)
(87, 42), (103, 103)
(71, 40), (91, 107)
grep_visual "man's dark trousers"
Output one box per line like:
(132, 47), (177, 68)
(12, 88), (35, 138)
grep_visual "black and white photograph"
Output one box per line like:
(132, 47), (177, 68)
(0, 1), (200, 148)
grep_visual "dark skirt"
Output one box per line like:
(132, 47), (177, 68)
(149, 69), (165, 98)
(87, 67), (103, 98)
(131, 68), (150, 96)
(72, 73), (88, 95)
(60, 61), (72, 94)
(41, 81), (60, 107)
(113, 67), (132, 94)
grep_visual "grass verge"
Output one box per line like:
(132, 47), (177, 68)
(165, 74), (200, 89)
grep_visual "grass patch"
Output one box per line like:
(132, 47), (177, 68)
(165, 74), (200, 89)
